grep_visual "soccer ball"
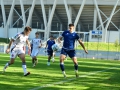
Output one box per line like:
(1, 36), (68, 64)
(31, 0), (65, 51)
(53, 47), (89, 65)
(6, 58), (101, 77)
(52, 44), (59, 51)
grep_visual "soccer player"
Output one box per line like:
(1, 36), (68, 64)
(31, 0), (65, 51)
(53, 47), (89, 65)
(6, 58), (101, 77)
(58, 23), (88, 78)
(3, 26), (32, 76)
(45, 36), (55, 66)
(31, 32), (42, 67)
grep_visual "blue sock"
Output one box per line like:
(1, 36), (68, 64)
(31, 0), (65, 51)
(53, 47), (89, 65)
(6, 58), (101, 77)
(22, 62), (26, 65)
(60, 63), (65, 71)
(74, 64), (78, 71)
(48, 60), (50, 62)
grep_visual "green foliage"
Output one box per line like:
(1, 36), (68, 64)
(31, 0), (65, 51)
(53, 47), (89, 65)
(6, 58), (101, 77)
(0, 38), (10, 43)
(76, 42), (120, 51)
(114, 39), (119, 47)
(0, 54), (120, 90)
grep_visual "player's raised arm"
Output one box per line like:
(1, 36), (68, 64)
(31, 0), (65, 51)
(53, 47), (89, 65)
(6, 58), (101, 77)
(39, 40), (42, 48)
(26, 39), (31, 50)
(6, 39), (13, 54)
(45, 41), (48, 49)
(58, 36), (62, 43)
(78, 39), (88, 54)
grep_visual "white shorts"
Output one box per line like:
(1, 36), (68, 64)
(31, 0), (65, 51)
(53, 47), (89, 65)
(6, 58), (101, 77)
(10, 47), (25, 58)
(31, 49), (39, 58)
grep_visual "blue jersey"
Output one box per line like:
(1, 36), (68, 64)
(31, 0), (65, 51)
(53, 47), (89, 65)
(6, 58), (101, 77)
(47, 40), (55, 51)
(62, 30), (79, 50)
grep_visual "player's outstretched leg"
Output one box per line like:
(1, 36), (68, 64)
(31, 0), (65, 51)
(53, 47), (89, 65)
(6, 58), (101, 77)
(22, 62), (30, 76)
(72, 57), (79, 78)
(52, 52), (55, 62)
(74, 64), (79, 78)
(60, 55), (66, 78)
(19, 54), (30, 76)
(3, 62), (10, 73)
(32, 56), (38, 67)
(34, 58), (38, 67)
(32, 58), (35, 67)
(47, 55), (51, 66)
(2, 58), (14, 73)
(60, 62), (66, 78)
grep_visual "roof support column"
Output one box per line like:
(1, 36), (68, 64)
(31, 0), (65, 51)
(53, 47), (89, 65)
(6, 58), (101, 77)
(40, 0), (47, 27)
(26, 0), (36, 26)
(40, 0), (47, 40)
(104, 0), (119, 42)
(72, 7), (85, 31)
(4, 0), (15, 38)
(93, 0), (105, 42)
(1, 0), (6, 27)
(93, 6), (97, 30)
(20, 0), (26, 27)
(69, 5), (72, 23)
(9, 11), (14, 28)
(63, 0), (72, 24)
(74, 0), (86, 30)
(47, 0), (57, 39)
(48, 6), (52, 33)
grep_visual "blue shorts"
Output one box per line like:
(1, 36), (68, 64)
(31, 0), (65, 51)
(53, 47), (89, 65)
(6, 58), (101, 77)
(47, 50), (53, 56)
(60, 48), (76, 58)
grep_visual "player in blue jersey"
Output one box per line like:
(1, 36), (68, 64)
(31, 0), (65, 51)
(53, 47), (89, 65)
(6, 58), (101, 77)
(58, 24), (88, 78)
(45, 36), (55, 66)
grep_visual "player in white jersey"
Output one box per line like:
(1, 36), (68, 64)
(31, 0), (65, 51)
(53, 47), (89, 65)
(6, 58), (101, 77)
(2, 26), (32, 76)
(31, 32), (42, 67)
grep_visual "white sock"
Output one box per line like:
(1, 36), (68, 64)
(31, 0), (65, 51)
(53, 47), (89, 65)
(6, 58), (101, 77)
(62, 71), (66, 74)
(22, 65), (27, 74)
(4, 63), (9, 69)
(75, 70), (78, 73)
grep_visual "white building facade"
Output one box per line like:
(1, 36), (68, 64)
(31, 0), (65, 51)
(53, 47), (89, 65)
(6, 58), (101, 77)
(0, 0), (120, 42)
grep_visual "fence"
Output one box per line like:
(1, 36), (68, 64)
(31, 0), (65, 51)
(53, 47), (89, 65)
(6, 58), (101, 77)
(0, 43), (120, 60)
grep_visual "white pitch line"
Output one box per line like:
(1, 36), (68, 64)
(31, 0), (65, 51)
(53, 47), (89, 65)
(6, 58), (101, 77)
(29, 66), (119, 90)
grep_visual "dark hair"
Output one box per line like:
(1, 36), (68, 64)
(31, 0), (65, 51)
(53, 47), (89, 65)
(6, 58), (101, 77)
(49, 35), (53, 38)
(24, 26), (32, 32)
(35, 32), (39, 34)
(69, 23), (74, 27)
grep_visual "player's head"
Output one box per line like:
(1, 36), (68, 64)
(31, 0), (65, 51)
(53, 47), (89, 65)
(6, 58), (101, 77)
(49, 35), (54, 40)
(24, 26), (32, 36)
(69, 23), (74, 32)
(35, 32), (39, 38)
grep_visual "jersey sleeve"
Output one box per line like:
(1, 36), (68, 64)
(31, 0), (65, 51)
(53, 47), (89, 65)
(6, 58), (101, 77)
(12, 33), (21, 40)
(75, 33), (80, 40)
(39, 39), (41, 43)
(47, 40), (49, 45)
(53, 40), (55, 44)
(61, 31), (65, 37)
(31, 39), (33, 44)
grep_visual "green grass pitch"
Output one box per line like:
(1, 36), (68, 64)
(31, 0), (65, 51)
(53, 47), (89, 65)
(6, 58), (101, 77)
(0, 53), (120, 90)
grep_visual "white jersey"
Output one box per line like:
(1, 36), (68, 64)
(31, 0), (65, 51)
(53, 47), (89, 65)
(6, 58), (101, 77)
(11, 32), (28, 49)
(10, 32), (28, 58)
(31, 38), (41, 49)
